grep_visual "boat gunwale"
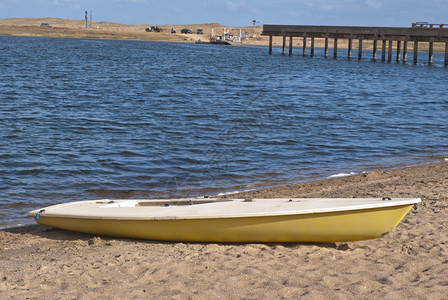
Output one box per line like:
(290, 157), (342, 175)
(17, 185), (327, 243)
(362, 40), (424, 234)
(29, 198), (421, 221)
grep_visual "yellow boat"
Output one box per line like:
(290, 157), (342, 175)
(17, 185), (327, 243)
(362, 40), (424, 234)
(29, 197), (420, 243)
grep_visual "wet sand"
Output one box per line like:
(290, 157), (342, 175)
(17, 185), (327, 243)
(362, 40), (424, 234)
(1, 162), (448, 299)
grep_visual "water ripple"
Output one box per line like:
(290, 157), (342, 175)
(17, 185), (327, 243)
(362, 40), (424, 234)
(1, 36), (448, 227)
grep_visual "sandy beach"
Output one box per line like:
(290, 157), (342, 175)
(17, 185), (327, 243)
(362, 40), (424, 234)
(0, 17), (269, 46)
(1, 161), (448, 299)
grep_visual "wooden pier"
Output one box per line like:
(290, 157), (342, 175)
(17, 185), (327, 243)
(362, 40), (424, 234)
(262, 24), (448, 66)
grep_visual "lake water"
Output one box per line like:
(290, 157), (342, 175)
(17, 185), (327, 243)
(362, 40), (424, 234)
(1, 36), (448, 228)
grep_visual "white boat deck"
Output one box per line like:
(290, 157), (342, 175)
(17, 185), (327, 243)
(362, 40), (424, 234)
(30, 198), (421, 220)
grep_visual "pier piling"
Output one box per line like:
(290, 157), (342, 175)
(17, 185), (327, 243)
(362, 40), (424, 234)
(414, 41), (418, 64)
(303, 36), (307, 56)
(348, 38), (352, 59)
(282, 35), (286, 55)
(388, 40), (393, 62)
(358, 38), (363, 60)
(311, 36), (315, 57)
(445, 42), (448, 66)
(403, 41), (408, 63)
(334, 38), (338, 59)
(372, 39), (378, 60)
(429, 41), (434, 65)
(289, 36), (293, 56)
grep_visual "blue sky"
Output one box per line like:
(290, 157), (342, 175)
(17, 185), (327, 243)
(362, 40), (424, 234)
(1, 0), (447, 27)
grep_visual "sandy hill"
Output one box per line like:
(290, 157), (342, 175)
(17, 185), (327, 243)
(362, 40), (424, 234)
(0, 17), (266, 44)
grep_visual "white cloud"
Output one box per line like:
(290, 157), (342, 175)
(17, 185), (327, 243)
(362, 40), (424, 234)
(365, 0), (382, 9)
(225, 1), (246, 11)
(125, 0), (148, 3)
(303, 0), (360, 12)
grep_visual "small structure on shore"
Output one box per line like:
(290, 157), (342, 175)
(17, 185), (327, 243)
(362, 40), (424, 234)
(85, 10), (92, 29)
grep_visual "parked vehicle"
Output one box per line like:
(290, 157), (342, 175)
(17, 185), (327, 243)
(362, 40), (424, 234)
(181, 28), (192, 34)
(151, 26), (162, 32)
(40, 23), (52, 28)
(171, 28), (176, 34)
(197, 28), (203, 34)
(145, 26), (162, 32)
(225, 33), (234, 41)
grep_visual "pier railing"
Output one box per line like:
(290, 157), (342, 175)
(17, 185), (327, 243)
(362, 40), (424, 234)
(262, 24), (448, 65)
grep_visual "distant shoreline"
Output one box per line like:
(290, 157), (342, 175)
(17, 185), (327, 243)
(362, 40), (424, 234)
(1, 17), (446, 52)
(0, 17), (269, 47)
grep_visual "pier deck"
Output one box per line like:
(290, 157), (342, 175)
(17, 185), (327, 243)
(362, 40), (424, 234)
(262, 24), (448, 65)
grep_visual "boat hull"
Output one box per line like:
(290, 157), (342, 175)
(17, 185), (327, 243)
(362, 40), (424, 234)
(31, 202), (415, 242)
